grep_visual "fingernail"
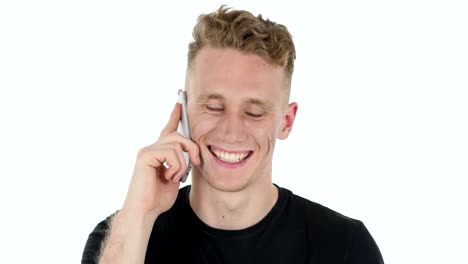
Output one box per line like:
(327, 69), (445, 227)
(166, 171), (174, 180)
(172, 174), (180, 182)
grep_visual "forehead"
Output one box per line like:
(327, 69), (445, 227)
(187, 47), (285, 98)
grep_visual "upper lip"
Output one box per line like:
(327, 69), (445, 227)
(208, 145), (252, 154)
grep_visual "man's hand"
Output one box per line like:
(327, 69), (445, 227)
(123, 102), (200, 218)
(98, 102), (200, 264)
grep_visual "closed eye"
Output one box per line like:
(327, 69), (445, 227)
(246, 112), (264, 118)
(205, 105), (224, 112)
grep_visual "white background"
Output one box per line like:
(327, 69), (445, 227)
(1, 1), (467, 263)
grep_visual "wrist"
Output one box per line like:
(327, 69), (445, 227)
(116, 207), (159, 228)
(98, 208), (158, 264)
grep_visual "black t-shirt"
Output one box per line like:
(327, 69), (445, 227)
(82, 185), (384, 263)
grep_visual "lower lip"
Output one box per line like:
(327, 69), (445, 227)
(209, 150), (252, 168)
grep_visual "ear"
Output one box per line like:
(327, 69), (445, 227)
(278, 102), (298, 140)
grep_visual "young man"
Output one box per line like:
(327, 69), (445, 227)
(82, 6), (384, 264)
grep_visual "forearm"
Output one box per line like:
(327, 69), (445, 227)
(98, 210), (158, 264)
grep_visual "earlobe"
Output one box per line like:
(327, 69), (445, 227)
(278, 102), (298, 140)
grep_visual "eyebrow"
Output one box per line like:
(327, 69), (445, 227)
(197, 93), (274, 111)
(245, 98), (274, 112)
(197, 93), (225, 103)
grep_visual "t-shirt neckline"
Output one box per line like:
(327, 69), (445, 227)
(182, 184), (288, 240)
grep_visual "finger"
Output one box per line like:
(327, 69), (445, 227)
(184, 141), (201, 166)
(171, 149), (189, 183)
(159, 147), (184, 181)
(157, 133), (201, 165)
(160, 102), (181, 137)
(137, 144), (181, 172)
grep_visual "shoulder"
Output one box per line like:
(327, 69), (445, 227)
(281, 186), (361, 229)
(279, 186), (384, 263)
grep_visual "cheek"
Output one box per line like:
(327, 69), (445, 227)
(247, 122), (276, 145)
(189, 115), (218, 142)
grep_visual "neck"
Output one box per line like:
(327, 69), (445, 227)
(189, 173), (278, 230)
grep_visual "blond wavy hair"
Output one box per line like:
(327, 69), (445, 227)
(187, 6), (296, 91)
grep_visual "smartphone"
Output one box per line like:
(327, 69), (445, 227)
(177, 90), (192, 182)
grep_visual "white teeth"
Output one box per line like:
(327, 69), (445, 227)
(213, 149), (249, 163)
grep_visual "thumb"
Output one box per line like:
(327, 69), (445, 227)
(160, 102), (181, 136)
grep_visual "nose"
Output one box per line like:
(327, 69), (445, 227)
(218, 112), (248, 143)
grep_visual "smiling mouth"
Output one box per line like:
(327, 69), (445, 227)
(208, 146), (252, 163)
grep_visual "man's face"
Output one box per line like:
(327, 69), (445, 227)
(186, 47), (297, 192)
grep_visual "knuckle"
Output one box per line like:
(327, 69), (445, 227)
(137, 146), (150, 158)
(192, 142), (200, 152)
(159, 128), (169, 137)
(170, 145), (183, 157)
(180, 161), (187, 172)
(158, 131), (176, 141)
